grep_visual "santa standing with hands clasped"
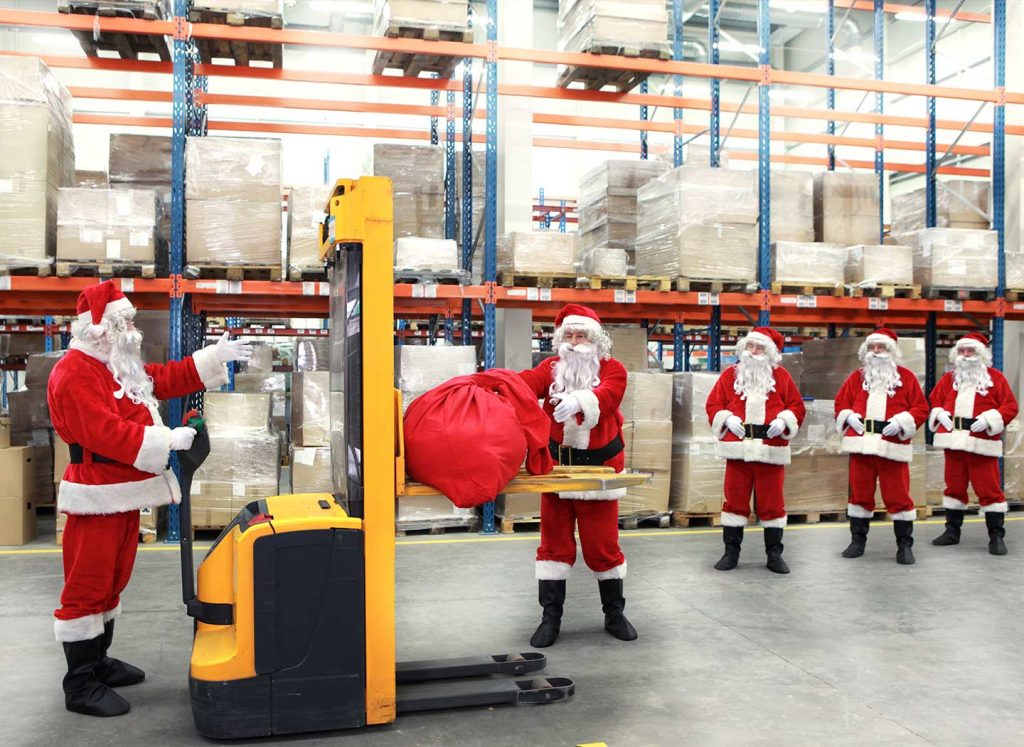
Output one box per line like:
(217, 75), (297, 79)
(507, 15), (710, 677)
(705, 327), (805, 574)
(517, 304), (637, 648)
(47, 281), (252, 717)
(929, 332), (1019, 554)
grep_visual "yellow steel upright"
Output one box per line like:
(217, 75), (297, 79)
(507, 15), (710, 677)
(321, 177), (396, 725)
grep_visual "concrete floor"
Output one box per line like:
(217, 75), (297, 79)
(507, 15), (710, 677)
(3, 513), (1024, 746)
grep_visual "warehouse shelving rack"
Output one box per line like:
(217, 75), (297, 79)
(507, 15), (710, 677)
(0, 0), (1014, 531)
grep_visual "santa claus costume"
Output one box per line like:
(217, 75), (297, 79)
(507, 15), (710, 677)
(929, 332), (1019, 555)
(705, 327), (805, 574)
(517, 304), (636, 647)
(833, 329), (929, 564)
(48, 281), (251, 717)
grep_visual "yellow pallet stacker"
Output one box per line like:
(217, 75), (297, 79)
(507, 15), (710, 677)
(175, 177), (649, 739)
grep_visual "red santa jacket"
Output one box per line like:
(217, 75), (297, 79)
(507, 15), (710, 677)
(518, 355), (626, 499)
(834, 366), (928, 463)
(929, 368), (1019, 458)
(705, 365), (805, 465)
(47, 343), (227, 515)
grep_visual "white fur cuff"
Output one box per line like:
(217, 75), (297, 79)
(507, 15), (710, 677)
(777, 409), (799, 440)
(711, 409), (734, 440)
(980, 502), (1009, 514)
(720, 511), (749, 527)
(572, 389), (601, 430)
(836, 409), (855, 435)
(847, 503), (875, 519)
(54, 613), (104, 642)
(943, 495), (968, 510)
(929, 407), (949, 433)
(890, 509), (917, 522)
(535, 560), (572, 580)
(103, 602), (122, 623)
(133, 425), (172, 474)
(760, 516), (787, 528)
(892, 411), (917, 440)
(980, 409), (1005, 436)
(193, 345), (229, 389)
(594, 560), (627, 580)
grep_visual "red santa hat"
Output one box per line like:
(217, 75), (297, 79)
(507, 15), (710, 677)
(864, 327), (898, 350)
(742, 326), (784, 356)
(954, 332), (989, 350)
(555, 304), (602, 335)
(76, 280), (134, 335)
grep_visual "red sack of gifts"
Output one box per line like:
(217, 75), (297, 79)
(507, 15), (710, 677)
(403, 368), (554, 508)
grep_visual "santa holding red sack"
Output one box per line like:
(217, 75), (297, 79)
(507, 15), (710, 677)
(929, 332), (1019, 554)
(833, 328), (929, 564)
(517, 303), (637, 648)
(47, 281), (252, 717)
(705, 327), (805, 574)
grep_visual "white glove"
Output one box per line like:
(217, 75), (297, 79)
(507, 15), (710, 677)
(766, 417), (786, 439)
(846, 413), (865, 435)
(725, 415), (745, 439)
(936, 410), (954, 431)
(170, 426), (197, 451)
(215, 332), (253, 364)
(970, 414), (989, 433)
(552, 394), (582, 424)
(882, 419), (902, 438)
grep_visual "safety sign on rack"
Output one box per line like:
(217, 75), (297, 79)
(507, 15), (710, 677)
(614, 290), (636, 304)
(697, 292), (720, 306)
(796, 295), (817, 308)
(944, 299), (964, 312)
(868, 297), (888, 310)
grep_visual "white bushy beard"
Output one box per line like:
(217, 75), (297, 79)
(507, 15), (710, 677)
(861, 352), (902, 397)
(734, 351), (776, 400)
(953, 355), (993, 396)
(550, 342), (601, 397)
(108, 326), (158, 409)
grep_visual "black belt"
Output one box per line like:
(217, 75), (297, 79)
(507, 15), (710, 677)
(549, 435), (625, 467)
(68, 443), (116, 464)
(862, 419), (890, 435)
(954, 417), (976, 431)
(743, 423), (769, 439)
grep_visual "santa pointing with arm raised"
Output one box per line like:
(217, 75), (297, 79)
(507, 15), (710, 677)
(929, 332), (1019, 554)
(834, 329), (929, 564)
(47, 281), (252, 718)
(705, 327), (805, 574)
(517, 304), (637, 648)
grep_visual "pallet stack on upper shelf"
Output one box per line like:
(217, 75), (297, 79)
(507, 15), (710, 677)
(57, 0), (171, 61)
(371, 0), (471, 78)
(190, 0), (284, 68)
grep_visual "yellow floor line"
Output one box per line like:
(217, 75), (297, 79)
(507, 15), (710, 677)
(1, 515), (1021, 555)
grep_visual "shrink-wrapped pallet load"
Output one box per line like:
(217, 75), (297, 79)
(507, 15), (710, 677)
(669, 372), (725, 514)
(394, 238), (460, 273)
(396, 344), (477, 412)
(771, 171), (815, 243)
(497, 231), (579, 277)
(291, 446), (333, 494)
(294, 337), (330, 372)
(845, 244), (915, 287)
(813, 171), (878, 246)
(620, 373), (673, 518)
(286, 185), (330, 279)
(370, 144), (445, 241)
(785, 399), (848, 515)
(557, 0), (667, 54)
(891, 180), (990, 244)
(56, 188), (158, 265)
(292, 371), (330, 447)
(108, 134), (172, 261)
(606, 325), (650, 372)
(913, 228), (997, 291)
(771, 241), (845, 288)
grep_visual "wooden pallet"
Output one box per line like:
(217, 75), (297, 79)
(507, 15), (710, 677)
(771, 282), (845, 297)
(498, 271), (580, 288)
(499, 515), (542, 534)
(555, 43), (670, 93)
(185, 263), (282, 281)
(0, 263), (52, 277)
(922, 286), (996, 301)
(578, 274), (669, 292)
(288, 265), (329, 282)
(394, 268), (471, 285)
(671, 511), (722, 528)
(396, 518), (481, 536)
(56, 261), (156, 279)
(672, 277), (755, 294)
(619, 513), (671, 530)
(1005, 289), (1024, 302)
(786, 511), (847, 525)
(850, 283), (922, 300)
(189, 8), (283, 68)
(58, 1), (171, 61)
(372, 23), (472, 78)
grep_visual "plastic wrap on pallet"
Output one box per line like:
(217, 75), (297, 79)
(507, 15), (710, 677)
(192, 0), (282, 15)
(607, 325), (650, 372)
(913, 228), (997, 290)
(770, 171), (815, 243)
(771, 241), (845, 286)
(293, 371), (330, 447)
(186, 199), (282, 266)
(370, 144), (444, 195)
(397, 344), (477, 412)
(394, 192), (445, 241)
(185, 137), (282, 203)
(578, 160), (670, 206)
(670, 442), (724, 514)
(813, 171), (879, 245)
(497, 231), (579, 275)
(287, 185), (330, 274)
(780, 352), (804, 390)
(670, 372), (719, 443)
(578, 195), (641, 231)
(294, 337), (330, 371)
(397, 495), (476, 530)
(1007, 251), (1024, 289)
(845, 244), (915, 286)
(496, 493), (541, 520)
(581, 246), (628, 277)
(374, 0), (469, 28)
(75, 171), (108, 188)
(109, 134), (172, 189)
(621, 372), (673, 421)
(241, 342), (275, 373)
(558, 0), (668, 53)
(56, 188), (157, 263)
(580, 219), (638, 253)
(790, 399), (843, 457)
(291, 446), (333, 493)
(394, 237), (459, 272)
(8, 391), (51, 438)
(891, 180), (990, 241)
(622, 419), (671, 516)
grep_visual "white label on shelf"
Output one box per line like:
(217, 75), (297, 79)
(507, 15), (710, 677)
(540, 288), (552, 302)
(115, 192), (131, 216)
(508, 289), (527, 298)
(302, 281), (316, 296)
(526, 288), (538, 301)
(778, 295), (798, 305)
(0, 277), (11, 292)
(944, 299), (963, 312)
(229, 280), (242, 294)
(796, 295), (817, 308)
(293, 448), (316, 466)
(614, 290), (636, 304)
(105, 239), (121, 259)
(129, 230), (150, 247)
(0, 179), (12, 193)
(232, 481), (246, 497)
(190, 480), (202, 495)
(80, 229), (104, 244)
(121, 279), (134, 293)
(868, 297), (889, 311)
(195, 281), (219, 290)
(697, 292), (720, 306)
(1014, 303), (1024, 311)
(319, 282), (329, 296)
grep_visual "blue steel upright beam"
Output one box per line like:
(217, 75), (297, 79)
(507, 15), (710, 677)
(826, 0), (836, 170)
(672, 0), (683, 167)
(708, 0), (721, 167)
(874, 0), (884, 243)
(925, 0), (937, 228)
(639, 78), (649, 160)
(757, 0), (771, 326)
(709, 314), (722, 372)
(461, 12), (474, 346)
(445, 89), (457, 241)
(992, 0), (1006, 371)
(481, 0), (498, 535)
(673, 322), (684, 372)
(430, 76), (439, 145)
(44, 316), (53, 353)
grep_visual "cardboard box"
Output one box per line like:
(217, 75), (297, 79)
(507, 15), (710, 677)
(397, 495), (474, 529)
(497, 232), (579, 275)
(186, 199), (282, 266)
(185, 137), (282, 203)
(0, 495), (35, 545)
(0, 446), (36, 498)
(607, 326), (650, 372)
(495, 492), (541, 519)
(0, 417), (10, 449)
(845, 244), (915, 286)
(620, 373), (673, 421)
(291, 446), (332, 493)
(622, 469), (670, 516)
(293, 372), (331, 447)
(54, 433), (70, 480)
(624, 420), (673, 472)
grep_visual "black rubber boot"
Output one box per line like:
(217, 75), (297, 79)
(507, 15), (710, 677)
(62, 636), (131, 717)
(932, 508), (965, 546)
(598, 579), (638, 641)
(986, 512), (1008, 556)
(714, 525), (743, 571)
(894, 520), (915, 565)
(95, 620), (145, 688)
(841, 517), (871, 558)
(529, 580), (566, 648)
(764, 527), (790, 574)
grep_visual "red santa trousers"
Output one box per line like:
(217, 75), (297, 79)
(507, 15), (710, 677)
(721, 460), (786, 526)
(847, 454), (916, 519)
(943, 449), (1006, 511)
(54, 510), (140, 642)
(535, 494), (625, 578)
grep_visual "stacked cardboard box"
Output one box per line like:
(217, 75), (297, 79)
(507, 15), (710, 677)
(495, 492), (541, 524)
(607, 325), (650, 372)
(913, 228), (997, 291)
(374, 0), (468, 32)
(0, 57), (74, 271)
(370, 144), (444, 242)
(771, 241), (845, 287)
(108, 134), (172, 267)
(9, 351), (64, 505)
(191, 392), (280, 529)
(785, 399), (848, 514)
(891, 180), (990, 244)
(185, 137), (282, 270)
(56, 188), (158, 265)
(0, 445), (37, 545)
(845, 244), (915, 287)
(394, 238), (460, 273)
(620, 373), (673, 518)
(636, 166), (758, 283)
(192, 0), (283, 14)
(771, 171), (815, 243)
(813, 172), (878, 245)
(75, 171), (108, 189)
(577, 160), (669, 276)
(291, 371), (332, 494)
(557, 0), (667, 55)
(669, 372), (724, 514)
(497, 232), (579, 276)
(286, 185), (330, 278)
